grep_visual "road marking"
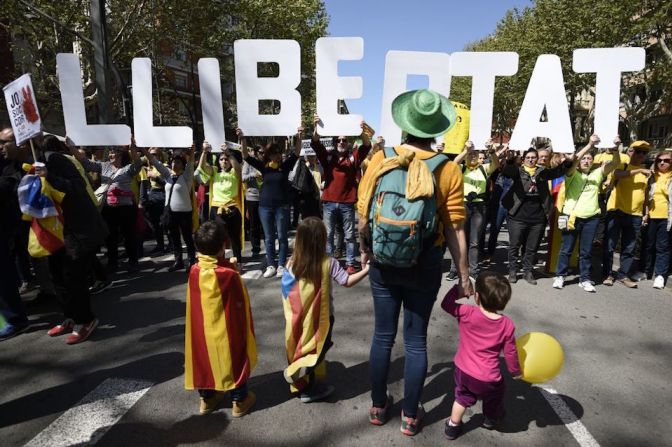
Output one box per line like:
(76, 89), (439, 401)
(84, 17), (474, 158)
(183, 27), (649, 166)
(24, 378), (152, 447)
(540, 387), (600, 447)
(241, 269), (263, 280)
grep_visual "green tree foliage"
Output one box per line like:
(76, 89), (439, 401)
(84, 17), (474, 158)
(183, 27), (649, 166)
(0, 0), (329, 135)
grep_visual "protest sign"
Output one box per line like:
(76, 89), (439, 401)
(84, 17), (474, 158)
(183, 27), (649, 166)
(52, 39), (646, 150)
(56, 53), (131, 146)
(450, 52), (518, 148)
(315, 37), (363, 136)
(234, 40), (302, 136)
(443, 102), (470, 154)
(3, 74), (42, 145)
(302, 138), (334, 151)
(199, 58), (227, 150)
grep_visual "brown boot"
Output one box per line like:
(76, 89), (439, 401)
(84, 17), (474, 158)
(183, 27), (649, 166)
(232, 391), (256, 417)
(199, 391), (225, 415)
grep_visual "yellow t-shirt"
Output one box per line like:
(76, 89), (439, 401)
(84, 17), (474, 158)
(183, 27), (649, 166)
(463, 162), (495, 203)
(358, 147), (465, 246)
(594, 152), (630, 193)
(649, 171), (671, 219)
(607, 164), (647, 216)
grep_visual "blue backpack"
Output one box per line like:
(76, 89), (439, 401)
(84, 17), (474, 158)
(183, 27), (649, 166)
(369, 147), (449, 268)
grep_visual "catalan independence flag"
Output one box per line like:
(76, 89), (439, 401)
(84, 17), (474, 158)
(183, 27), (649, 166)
(545, 177), (578, 273)
(281, 258), (332, 393)
(17, 175), (65, 258)
(185, 255), (256, 391)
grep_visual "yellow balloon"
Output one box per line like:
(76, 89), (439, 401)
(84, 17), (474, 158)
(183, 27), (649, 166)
(516, 332), (564, 384)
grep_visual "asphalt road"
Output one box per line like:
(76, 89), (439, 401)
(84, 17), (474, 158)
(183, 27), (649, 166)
(1, 238), (671, 447)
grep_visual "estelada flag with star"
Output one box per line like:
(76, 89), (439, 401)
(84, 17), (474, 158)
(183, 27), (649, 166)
(184, 255), (256, 391)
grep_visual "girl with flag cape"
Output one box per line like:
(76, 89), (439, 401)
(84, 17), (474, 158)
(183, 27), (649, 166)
(281, 217), (369, 402)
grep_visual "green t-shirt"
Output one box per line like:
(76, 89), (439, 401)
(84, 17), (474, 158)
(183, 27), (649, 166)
(562, 168), (604, 218)
(197, 167), (239, 207)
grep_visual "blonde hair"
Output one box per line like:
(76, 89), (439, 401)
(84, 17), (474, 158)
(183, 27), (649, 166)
(290, 217), (327, 284)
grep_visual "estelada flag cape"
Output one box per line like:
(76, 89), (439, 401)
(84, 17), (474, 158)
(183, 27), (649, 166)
(185, 255), (256, 391)
(17, 174), (65, 258)
(281, 257), (332, 393)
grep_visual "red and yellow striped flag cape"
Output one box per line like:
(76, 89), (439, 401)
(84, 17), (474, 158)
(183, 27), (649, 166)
(18, 175), (66, 258)
(281, 258), (332, 393)
(185, 255), (256, 391)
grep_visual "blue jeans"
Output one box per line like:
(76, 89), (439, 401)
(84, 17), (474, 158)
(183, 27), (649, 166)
(487, 205), (508, 255)
(602, 210), (642, 279)
(323, 202), (357, 266)
(199, 382), (247, 401)
(259, 205), (290, 268)
(0, 238), (28, 326)
(368, 246), (442, 418)
(646, 218), (671, 277)
(556, 216), (599, 282)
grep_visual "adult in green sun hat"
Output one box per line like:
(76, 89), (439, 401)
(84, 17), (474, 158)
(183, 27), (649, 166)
(357, 88), (470, 436)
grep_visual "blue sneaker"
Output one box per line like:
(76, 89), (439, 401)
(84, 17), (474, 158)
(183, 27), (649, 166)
(0, 322), (29, 341)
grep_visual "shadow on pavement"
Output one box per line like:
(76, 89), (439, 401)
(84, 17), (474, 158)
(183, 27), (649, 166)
(93, 414), (229, 447)
(0, 352), (183, 429)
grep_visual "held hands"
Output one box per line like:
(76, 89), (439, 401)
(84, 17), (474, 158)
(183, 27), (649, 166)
(588, 134), (601, 147)
(457, 276), (474, 299)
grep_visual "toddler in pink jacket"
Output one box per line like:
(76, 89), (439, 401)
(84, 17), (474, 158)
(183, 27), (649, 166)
(441, 271), (522, 440)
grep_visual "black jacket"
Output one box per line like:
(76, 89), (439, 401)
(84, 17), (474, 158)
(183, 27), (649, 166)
(0, 156), (23, 243)
(501, 159), (572, 220)
(45, 152), (108, 258)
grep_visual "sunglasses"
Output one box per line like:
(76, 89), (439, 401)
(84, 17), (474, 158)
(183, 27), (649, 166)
(633, 149), (648, 155)
(337, 138), (347, 142)
(656, 158), (671, 164)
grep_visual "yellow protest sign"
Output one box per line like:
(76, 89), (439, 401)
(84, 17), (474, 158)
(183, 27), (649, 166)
(443, 101), (470, 154)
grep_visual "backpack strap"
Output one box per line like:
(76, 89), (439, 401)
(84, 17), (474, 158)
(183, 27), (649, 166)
(424, 153), (450, 173)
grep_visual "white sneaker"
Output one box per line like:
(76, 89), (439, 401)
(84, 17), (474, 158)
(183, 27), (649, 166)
(653, 275), (665, 289)
(552, 276), (564, 289)
(263, 266), (277, 278)
(579, 281), (596, 293)
(276, 265), (286, 278)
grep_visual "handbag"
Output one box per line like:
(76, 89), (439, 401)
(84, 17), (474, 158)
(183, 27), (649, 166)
(161, 174), (180, 227)
(94, 168), (122, 208)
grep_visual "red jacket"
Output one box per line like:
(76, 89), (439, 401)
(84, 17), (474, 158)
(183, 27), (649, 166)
(311, 139), (371, 204)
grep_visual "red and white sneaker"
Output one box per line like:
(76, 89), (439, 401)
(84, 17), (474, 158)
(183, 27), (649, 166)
(47, 319), (75, 337)
(66, 319), (99, 345)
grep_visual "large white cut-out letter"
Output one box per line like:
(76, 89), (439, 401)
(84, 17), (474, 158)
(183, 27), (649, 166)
(198, 58), (226, 152)
(315, 37), (363, 136)
(380, 51), (451, 146)
(132, 58), (192, 147)
(509, 55), (573, 153)
(573, 47), (645, 147)
(451, 52), (518, 148)
(56, 53), (130, 146)
(234, 40), (301, 136)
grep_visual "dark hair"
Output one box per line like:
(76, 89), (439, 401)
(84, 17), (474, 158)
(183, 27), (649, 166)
(263, 143), (282, 163)
(172, 154), (187, 168)
(405, 134), (436, 145)
(42, 135), (68, 153)
(475, 271), (512, 312)
(194, 221), (227, 256)
(112, 148), (131, 166)
(523, 148), (538, 159)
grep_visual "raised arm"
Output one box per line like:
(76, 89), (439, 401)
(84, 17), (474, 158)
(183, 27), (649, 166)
(198, 141), (214, 177)
(453, 140), (473, 165)
(567, 134), (600, 176)
(228, 147), (242, 179)
(294, 126), (304, 157)
(237, 128), (248, 159)
(601, 137), (622, 176)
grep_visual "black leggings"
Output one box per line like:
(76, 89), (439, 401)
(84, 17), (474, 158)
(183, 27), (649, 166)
(210, 206), (243, 260)
(101, 205), (138, 266)
(169, 211), (196, 263)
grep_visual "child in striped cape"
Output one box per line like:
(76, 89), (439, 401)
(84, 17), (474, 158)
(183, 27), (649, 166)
(281, 217), (369, 402)
(185, 221), (257, 416)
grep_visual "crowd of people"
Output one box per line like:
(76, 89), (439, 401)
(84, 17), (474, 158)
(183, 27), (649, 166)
(1, 87), (670, 439)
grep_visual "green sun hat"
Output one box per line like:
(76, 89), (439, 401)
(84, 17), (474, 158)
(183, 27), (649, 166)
(391, 89), (457, 138)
